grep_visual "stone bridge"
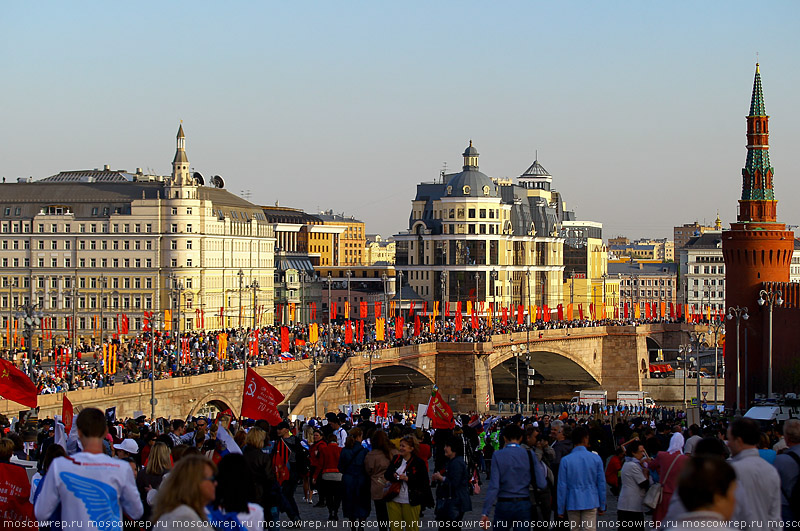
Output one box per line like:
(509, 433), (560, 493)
(0, 323), (700, 421)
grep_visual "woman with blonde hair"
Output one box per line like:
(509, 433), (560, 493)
(137, 442), (172, 519)
(152, 455), (217, 526)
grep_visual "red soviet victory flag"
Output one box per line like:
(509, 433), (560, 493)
(0, 358), (37, 408)
(241, 367), (285, 425)
(63, 394), (74, 435)
(426, 387), (454, 429)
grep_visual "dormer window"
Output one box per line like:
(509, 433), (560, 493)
(463, 185), (471, 195)
(483, 185), (490, 196)
(446, 186), (452, 196)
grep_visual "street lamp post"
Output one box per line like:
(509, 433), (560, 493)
(16, 301), (43, 382)
(726, 306), (749, 414)
(758, 289), (783, 399)
(439, 271), (447, 337)
(397, 271), (403, 320)
(708, 318), (725, 407)
(345, 270), (352, 319)
(326, 273), (332, 341)
(677, 344), (692, 409)
(512, 344), (520, 406)
(237, 269), (244, 329)
(690, 332), (704, 411)
(491, 269), (498, 323)
(250, 279), (260, 330)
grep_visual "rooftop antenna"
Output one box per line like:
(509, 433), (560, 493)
(240, 189), (252, 201)
(441, 162), (447, 183)
(536, 149), (538, 161)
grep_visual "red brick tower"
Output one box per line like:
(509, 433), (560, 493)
(722, 64), (794, 410)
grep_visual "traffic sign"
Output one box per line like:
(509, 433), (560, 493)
(150, 398), (158, 406)
(702, 391), (708, 399)
(691, 397), (698, 406)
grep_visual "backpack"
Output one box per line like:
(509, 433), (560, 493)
(784, 451), (800, 519)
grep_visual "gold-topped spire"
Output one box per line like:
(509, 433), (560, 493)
(177, 122), (185, 139)
(756, 62), (760, 74)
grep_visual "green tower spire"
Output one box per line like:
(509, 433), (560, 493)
(749, 63), (765, 116)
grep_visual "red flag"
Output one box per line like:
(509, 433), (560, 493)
(358, 319), (364, 342)
(62, 395), (74, 435)
(677, 304), (683, 319)
(455, 307), (462, 331)
(280, 327), (290, 352)
(517, 305), (524, 325)
(623, 302), (629, 319)
(470, 311), (479, 329)
(557, 304), (564, 321)
(444, 302), (450, 318)
(409, 301), (415, 316)
(578, 304), (584, 320)
(0, 358), (38, 408)
(645, 304), (651, 319)
(423, 301), (428, 315)
(331, 302), (337, 320)
(360, 301), (368, 319)
(414, 315), (421, 337)
(241, 367), (284, 425)
(426, 389), (455, 429)
(311, 303), (317, 320)
(502, 307), (508, 325)
(395, 317), (404, 339)
(345, 321), (353, 343)
(543, 305), (550, 322)
(374, 301), (381, 319)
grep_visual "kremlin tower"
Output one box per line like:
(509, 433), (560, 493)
(722, 64), (794, 410)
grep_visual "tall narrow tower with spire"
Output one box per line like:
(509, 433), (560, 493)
(172, 123), (191, 186)
(722, 64), (794, 409)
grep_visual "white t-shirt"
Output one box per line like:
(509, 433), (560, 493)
(34, 452), (144, 526)
(617, 459), (648, 513)
(394, 459), (410, 504)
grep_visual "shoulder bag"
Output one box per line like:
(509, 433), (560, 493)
(643, 453), (680, 510)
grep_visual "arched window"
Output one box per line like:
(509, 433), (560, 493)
(756, 121), (761, 133)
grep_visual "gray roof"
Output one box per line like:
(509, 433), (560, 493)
(608, 262), (678, 276)
(0, 180), (266, 222)
(445, 169), (498, 198)
(316, 212), (363, 223)
(685, 232), (724, 249)
(41, 170), (137, 183)
(520, 160), (551, 178)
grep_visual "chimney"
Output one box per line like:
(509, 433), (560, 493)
(638, 262), (643, 270)
(104, 164), (111, 171)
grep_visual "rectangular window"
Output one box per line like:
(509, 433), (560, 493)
(171, 224), (178, 233)
(186, 224), (192, 233)
(186, 240), (192, 249)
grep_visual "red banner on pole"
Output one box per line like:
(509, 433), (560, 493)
(0, 358), (38, 408)
(241, 367), (284, 425)
(426, 388), (454, 429)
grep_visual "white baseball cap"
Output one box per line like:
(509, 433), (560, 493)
(114, 439), (139, 454)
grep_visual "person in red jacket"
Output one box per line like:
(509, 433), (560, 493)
(605, 446), (626, 496)
(317, 433), (343, 521)
(308, 429), (327, 507)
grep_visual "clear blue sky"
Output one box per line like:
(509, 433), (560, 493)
(2, 2), (799, 240)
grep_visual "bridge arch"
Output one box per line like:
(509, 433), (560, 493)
(363, 364), (435, 410)
(490, 346), (601, 402)
(187, 393), (239, 419)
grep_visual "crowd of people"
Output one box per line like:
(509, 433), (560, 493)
(2, 404), (799, 530)
(4, 314), (692, 396)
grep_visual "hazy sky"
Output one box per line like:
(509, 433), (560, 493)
(3, 2), (799, 240)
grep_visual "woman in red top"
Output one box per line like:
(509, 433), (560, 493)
(308, 430), (326, 507)
(317, 433), (343, 521)
(647, 432), (689, 525)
